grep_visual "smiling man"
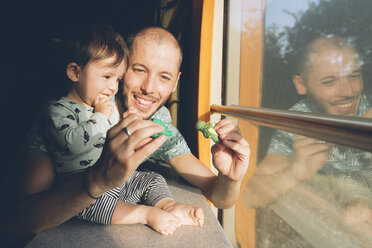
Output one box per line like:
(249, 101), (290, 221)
(9, 26), (250, 243)
(117, 27), (250, 209)
(292, 35), (364, 116)
(243, 34), (372, 223)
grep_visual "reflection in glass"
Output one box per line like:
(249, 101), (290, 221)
(244, 0), (372, 247)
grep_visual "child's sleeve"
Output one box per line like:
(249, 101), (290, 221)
(47, 103), (111, 155)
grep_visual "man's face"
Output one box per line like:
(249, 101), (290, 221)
(123, 38), (181, 119)
(297, 45), (364, 116)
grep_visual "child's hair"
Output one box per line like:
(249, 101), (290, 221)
(63, 23), (129, 69)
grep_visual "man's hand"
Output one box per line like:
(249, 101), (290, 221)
(290, 135), (333, 181)
(362, 109), (372, 119)
(342, 197), (372, 223)
(88, 112), (167, 195)
(211, 119), (250, 181)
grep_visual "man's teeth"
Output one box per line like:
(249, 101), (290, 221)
(336, 102), (352, 108)
(137, 98), (152, 105)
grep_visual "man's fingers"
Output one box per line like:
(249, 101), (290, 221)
(214, 118), (234, 130)
(110, 121), (164, 158)
(107, 113), (140, 139)
(215, 120), (238, 136)
(130, 135), (167, 163)
(220, 139), (250, 159)
(134, 137), (154, 151)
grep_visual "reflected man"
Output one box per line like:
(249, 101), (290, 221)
(243, 35), (372, 223)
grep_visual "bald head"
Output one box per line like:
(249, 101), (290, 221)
(298, 35), (360, 77)
(130, 27), (183, 70)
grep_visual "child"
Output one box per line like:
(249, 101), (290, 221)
(44, 23), (203, 235)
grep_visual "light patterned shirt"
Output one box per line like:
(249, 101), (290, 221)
(28, 103), (190, 177)
(267, 94), (372, 204)
(46, 97), (120, 174)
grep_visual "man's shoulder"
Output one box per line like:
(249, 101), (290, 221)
(288, 98), (312, 112)
(151, 106), (172, 124)
(358, 93), (371, 116)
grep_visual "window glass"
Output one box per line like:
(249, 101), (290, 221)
(247, 0), (372, 247)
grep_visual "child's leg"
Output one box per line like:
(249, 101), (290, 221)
(117, 171), (174, 205)
(135, 171), (204, 227)
(76, 170), (168, 225)
(155, 199), (204, 227)
(117, 170), (204, 230)
(77, 186), (121, 225)
(111, 200), (180, 235)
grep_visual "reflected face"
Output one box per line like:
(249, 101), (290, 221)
(123, 38), (181, 119)
(300, 45), (363, 116)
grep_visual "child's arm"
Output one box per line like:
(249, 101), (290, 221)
(48, 103), (111, 154)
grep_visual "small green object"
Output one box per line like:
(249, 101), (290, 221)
(150, 118), (173, 138)
(195, 120), (220, 143)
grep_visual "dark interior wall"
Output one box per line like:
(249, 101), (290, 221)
(1, 0), (157, 176)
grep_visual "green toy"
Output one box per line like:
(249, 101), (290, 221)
(150, 118), (173, 138)
(195, 120), (220, 143)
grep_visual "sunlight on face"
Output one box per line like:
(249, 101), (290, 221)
(69, 56), (126, 107)
(304, 44), (363, 116)
(123, 38), (181, 119)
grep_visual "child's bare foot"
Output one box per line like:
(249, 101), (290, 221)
(158, 200), (204, 227)
(146, 207), (181, 235)
(168, 203), (204, 226)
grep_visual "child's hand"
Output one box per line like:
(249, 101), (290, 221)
(94, 94), (114, 119)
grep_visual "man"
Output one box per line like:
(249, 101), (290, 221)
(10, 27), (250, 240)
(243, 35), (372, 223)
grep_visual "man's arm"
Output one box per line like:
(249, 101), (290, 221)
(242, 154), (299, 208)
(169, 154), (242, 209)
(169, 119), (250, 209)
(10, 114), (167, 237)
(11, 153), (99, 236)
(243, 135), (332, 209)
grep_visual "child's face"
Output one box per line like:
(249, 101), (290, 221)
(74, 56), (126, 106)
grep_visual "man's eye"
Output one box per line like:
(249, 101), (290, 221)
(161, 75), (171, 81)
(350, 73), (361, 79)
(133, 68), (145, 73)
(321, 80), (334, 85)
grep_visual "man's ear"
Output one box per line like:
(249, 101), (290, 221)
(66, 62), (81, 82)
(171, 72), (181, 93)
(293, 75), (307, 95)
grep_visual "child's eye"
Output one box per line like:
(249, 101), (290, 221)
(133, 68), (145, 73)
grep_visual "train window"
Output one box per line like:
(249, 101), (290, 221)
(222, 0), (372, 247)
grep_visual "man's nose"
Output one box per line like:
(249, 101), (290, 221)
(140, 74), (155, 93)
(338, 78), (354, 96)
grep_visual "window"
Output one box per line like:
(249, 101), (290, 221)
(221, 0), (372, 247)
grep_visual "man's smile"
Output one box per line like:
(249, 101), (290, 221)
(329, 97), (359, 115)
(133, 94), (157, 110)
